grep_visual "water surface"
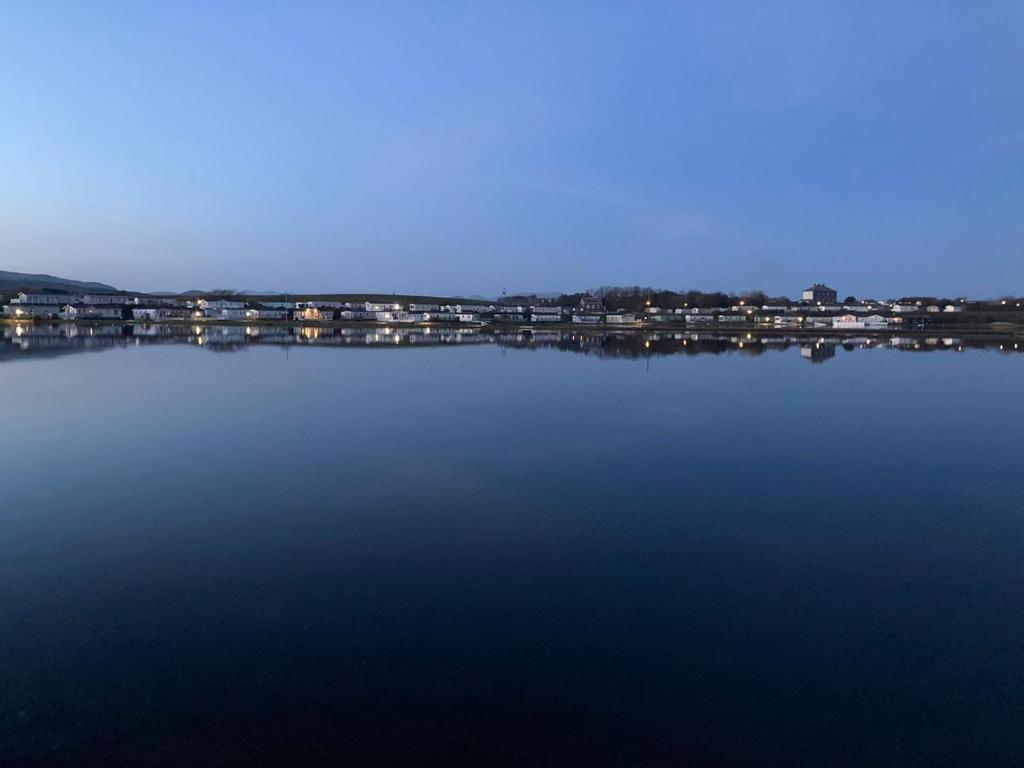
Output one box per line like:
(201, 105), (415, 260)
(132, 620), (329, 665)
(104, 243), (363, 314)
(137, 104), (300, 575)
(2, 328), (1023, 765)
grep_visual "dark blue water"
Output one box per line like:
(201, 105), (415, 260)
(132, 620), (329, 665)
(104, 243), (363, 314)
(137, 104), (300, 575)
(2, 333), (1023, 765)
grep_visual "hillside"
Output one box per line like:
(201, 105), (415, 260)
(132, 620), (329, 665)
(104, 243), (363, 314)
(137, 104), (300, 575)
(0, 270), (117, 294)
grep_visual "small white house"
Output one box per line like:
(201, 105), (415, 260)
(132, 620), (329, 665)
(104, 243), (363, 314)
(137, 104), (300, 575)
(606, 312), (638, 325)
(61, 304), (123, 321)
(365, 301), (402, 312)
(16, 292), (73, 305)
(197, 298), (245, 311)
(245, 308), (289, 320)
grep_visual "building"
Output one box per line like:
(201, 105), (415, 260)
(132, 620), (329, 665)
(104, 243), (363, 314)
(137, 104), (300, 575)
(4, 304), (61, 318)
(132, 307), (189, 321)
(530, 313), (561, 322)
(606, 312), (638, 325)
(375, 310), (415, 323)
(409, 303), (442, 312)
(572, 314), (603, 324)
(891, 303), (920, 313)
(245, 308), (289, 320)
(294, 306), (335, 322)
(197, 298), (244, 311)
(60, 304), (124, 321)
(579, 296), (605, 313)
(801, 284), (838, 304)
(15, 292), (76, 305)
(81, 294), (131, 306)
(365, 301), (402, 312)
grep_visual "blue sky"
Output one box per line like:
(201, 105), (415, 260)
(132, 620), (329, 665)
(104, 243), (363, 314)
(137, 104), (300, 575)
(1, 1), (1021, 297)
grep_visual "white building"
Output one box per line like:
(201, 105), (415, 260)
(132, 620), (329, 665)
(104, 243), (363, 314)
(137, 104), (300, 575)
(572, 314), (603, 324)
(197, 298), (245, 311)
(132, 307), (189, 321)
(4, 304), (61, 318)
(530, 313), (561, 322)
(245, 308), (289, 320)
(294, 306), (335, 322)
(81, 294), (131, 306)
(409, 303), (442, 312)
(15, 292), (75, 305)
(832, 314), (864, 329)
(375, 310), (415, 323)
(365, 301), (402, 312)
(606, 312), (638, 325)
(60, 304), (123, 321)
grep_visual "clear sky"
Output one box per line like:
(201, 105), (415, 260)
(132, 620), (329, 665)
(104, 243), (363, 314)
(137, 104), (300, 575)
(1, 1), (1021, 298)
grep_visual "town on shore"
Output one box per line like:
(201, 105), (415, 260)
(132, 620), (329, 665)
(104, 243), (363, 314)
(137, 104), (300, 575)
(2, 282), (1023, 334)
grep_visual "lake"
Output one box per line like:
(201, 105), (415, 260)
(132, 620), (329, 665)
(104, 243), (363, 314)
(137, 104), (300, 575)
(2, 324), (1023, 766)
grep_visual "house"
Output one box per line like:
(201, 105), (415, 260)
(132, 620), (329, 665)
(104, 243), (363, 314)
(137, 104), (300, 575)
(572, 314), (603, 324)
(891, 303), (920, 313)
(530, 313), (562, 322)
(15, 292), (77, 305)
(530, 305), (564, 315)
(217, 308), (247, 320)
(4, 304), (61, 318)
(832, 314), (863, 329)
(606, 312), (638, 325)
(774, 315), (804, 328)
(685, 314), (716, 324)
(801, 284), (838, 304)
(409, 303), (442, 312)
(132, 307), (189, 321)
(294, 306), (335, 322)
(943, 304), (963, 313)
(451, 304), (491, 314)
(60, 304), (124, 321)
(375, 310), (414, 323)
(245, 308), (289, 320)
(81, 294), (131, 306)
(197, 298), (244, 311)
(579, 295), (605, 313)
(365, 301), (402, 312)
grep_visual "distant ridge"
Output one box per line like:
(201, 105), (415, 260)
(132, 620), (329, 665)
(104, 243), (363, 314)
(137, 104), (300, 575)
(0, 270), (117, 294)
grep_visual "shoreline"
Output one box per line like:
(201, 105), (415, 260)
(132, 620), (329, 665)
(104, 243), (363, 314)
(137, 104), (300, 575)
(2, 317), (1023, 342)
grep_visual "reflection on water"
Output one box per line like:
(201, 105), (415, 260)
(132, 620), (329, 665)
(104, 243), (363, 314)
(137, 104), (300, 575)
(2, 322), (1021, 363)
(2, 319), (1024, 766)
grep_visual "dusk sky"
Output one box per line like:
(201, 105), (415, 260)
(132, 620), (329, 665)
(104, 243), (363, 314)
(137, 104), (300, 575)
(2, 2), (1021, 298)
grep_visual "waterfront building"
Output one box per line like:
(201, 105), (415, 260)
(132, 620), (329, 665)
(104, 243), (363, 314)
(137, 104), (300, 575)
(801, 284), (838, 304)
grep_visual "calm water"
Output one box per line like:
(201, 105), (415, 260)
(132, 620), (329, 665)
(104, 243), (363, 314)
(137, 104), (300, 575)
(2, 326), (1023, 766)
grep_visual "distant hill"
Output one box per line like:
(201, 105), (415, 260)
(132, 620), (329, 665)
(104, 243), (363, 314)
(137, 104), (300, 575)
(0, 270), (117, 294)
